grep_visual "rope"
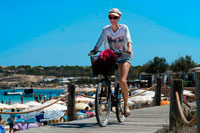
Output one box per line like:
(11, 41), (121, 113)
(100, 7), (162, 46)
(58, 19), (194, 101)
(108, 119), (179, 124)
(75, 83), (157, 100)
(0, 93), (69, 114)
(183, 94), (195, 99)
(183, 100), (193, 109)
(128, 84), (157, 98)
(75, 92), (95, 99)
(75, 84), (157, 100)
(175, 91), (197, 126)
(164, 84), (195, 98)
(163, 84), (170, 91)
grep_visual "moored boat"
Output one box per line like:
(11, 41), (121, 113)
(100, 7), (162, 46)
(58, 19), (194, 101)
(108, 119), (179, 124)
(3, 90), (23, 95)
(23, 88), (34, 97)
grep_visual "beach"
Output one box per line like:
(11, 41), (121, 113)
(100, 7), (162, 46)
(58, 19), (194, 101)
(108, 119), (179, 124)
(0, 86), (97, 133)
(0, 89), (65, 120)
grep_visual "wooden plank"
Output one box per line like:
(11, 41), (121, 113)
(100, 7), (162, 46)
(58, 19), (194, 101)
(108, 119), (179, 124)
(21, 105), (169, 133)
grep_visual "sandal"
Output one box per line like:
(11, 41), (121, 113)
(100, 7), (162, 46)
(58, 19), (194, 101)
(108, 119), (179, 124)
(124, 106), (130, 117)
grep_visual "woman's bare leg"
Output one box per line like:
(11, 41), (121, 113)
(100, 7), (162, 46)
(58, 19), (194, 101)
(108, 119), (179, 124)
(118, 62), (130, 116)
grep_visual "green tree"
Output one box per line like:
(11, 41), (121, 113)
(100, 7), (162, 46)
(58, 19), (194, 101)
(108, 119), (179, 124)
(7, 66), (16, 70)
(137, 65), (146, 74)
(144, 56), (169, 74)
(170, 55), (197, 76)
(128, 66), (142, 80)
(17, 65), (31, 70)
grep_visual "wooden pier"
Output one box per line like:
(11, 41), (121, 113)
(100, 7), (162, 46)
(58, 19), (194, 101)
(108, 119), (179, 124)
(20, 105), (169, 133)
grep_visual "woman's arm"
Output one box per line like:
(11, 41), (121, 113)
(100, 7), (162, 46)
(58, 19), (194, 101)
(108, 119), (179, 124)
(90, 29), (105, 54)
(124, 25), (132, 54)
(126, 42), (132, 54)
(94, 29), (105, 50)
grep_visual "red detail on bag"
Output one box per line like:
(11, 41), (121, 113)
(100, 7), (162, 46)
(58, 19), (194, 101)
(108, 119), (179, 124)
(91, 49), (117, 76)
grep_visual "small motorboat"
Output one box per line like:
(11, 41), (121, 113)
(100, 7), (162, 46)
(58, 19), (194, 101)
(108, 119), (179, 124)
(3, 90), (23, 95)
(23, 88), (34, 97)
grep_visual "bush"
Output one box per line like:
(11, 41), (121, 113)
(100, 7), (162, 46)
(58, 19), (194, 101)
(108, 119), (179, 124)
(184, 81), (192, 87)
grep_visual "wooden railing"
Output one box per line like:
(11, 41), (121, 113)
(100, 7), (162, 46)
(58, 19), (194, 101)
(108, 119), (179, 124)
(1, 74), (199, 132)
(169, 74), (200, 132)
(0, 84), (75, 122)
(0, 93), (69, 114)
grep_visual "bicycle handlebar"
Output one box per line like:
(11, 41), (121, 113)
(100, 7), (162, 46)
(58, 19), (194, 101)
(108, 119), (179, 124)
(88, 49), (130, 56)
(88, 50), (101, 56)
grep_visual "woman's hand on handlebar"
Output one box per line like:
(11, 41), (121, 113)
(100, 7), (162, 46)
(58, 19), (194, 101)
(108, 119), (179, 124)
(90, 46), (99, 55)
(90, 50), (98, 55)
(126, 49), (132, 55)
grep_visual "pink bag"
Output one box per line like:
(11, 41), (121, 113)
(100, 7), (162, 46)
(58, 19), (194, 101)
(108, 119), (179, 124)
(91, 49), (117, 76)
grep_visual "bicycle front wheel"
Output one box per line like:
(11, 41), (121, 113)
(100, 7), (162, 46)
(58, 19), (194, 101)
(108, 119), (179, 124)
(95, 80), (111, 127)
(116, 85), (125, 122)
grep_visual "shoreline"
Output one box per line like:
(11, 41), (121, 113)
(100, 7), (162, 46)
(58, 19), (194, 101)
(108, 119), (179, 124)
(0, 87), (68, 90)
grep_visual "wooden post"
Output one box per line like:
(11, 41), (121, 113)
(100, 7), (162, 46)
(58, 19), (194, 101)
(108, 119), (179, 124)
(195, 72), (200, 133)
(169, 79), (183, 131)
(154, 77), (161, 106)
(67, 83), (75, 121)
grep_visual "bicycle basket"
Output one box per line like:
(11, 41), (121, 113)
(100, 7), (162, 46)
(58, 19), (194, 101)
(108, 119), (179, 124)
(90, 54), (117, 76)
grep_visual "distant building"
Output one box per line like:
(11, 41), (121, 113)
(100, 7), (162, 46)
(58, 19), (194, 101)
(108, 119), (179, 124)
(56, 78), (70, 83)
(43, 78), (54, 82)
(34, 66), (44, 70)
(189, 67), (200, 72)
(56, 77), (90, 84)
(0, 66), (7, 69)
(139, 67), (200, 86)
(139, 72), (154, 87)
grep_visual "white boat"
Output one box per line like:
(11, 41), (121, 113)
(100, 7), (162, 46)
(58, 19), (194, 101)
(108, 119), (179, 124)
(3, 90), (23, 95)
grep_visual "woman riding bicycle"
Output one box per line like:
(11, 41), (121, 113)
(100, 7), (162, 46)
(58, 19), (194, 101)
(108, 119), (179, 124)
(90, 8), (133, 117)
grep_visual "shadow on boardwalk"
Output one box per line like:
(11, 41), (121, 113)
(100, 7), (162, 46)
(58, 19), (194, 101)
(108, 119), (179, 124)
(51, 122), (98, 129)
(20, 105), (169, 133)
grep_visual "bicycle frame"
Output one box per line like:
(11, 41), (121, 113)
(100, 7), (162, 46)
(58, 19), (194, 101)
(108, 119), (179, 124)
(89, 50), (126, 126)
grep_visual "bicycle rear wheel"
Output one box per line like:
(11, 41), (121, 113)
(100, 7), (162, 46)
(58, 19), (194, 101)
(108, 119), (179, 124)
(116, 85), (125, 122)
(95, 80), (111, 127)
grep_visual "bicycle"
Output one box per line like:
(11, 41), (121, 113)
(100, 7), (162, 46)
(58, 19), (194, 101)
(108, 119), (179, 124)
(89, 50), (127, 127)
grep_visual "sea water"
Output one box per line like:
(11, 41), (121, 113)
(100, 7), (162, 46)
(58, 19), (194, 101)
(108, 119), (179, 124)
(0, 89), (65, 120)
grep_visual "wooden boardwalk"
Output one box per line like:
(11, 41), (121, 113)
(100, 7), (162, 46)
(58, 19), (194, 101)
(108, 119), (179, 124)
(20, 105), (169, 133)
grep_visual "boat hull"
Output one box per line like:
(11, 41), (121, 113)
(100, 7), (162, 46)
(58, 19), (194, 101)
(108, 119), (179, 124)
(3, 92), (23, 95)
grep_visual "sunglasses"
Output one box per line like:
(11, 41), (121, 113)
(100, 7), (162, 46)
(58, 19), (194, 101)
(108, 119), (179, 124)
(109, 16), (119, 20)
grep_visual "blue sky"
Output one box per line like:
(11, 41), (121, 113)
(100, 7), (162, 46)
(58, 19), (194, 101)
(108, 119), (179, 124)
(0, 0), (200, 66)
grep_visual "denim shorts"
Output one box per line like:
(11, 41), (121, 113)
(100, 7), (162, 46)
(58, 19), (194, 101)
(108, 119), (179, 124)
(116, 54), (131, 64)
